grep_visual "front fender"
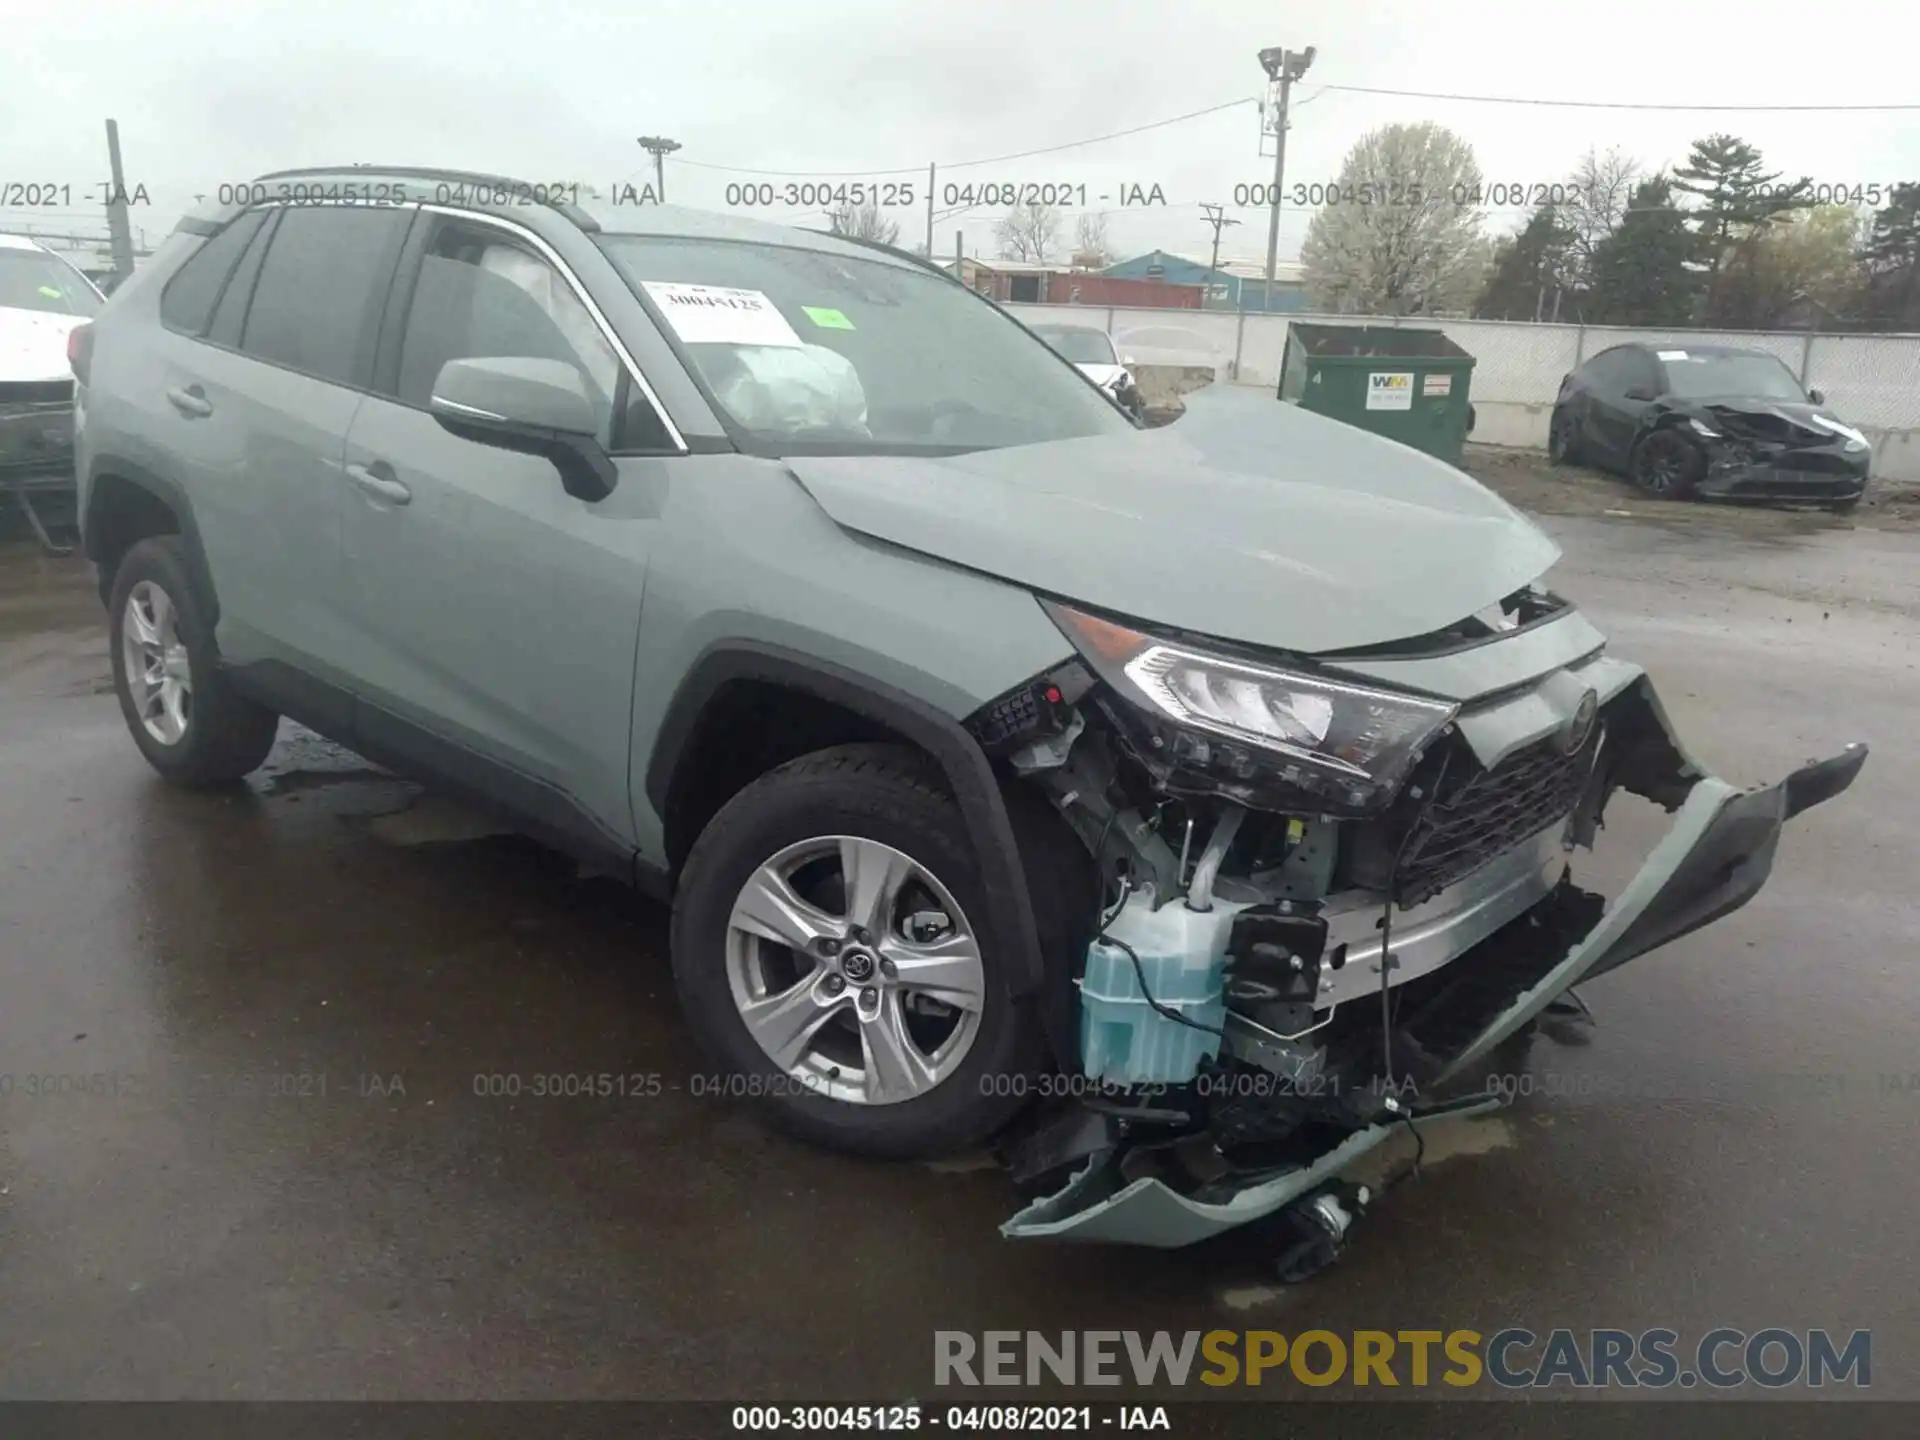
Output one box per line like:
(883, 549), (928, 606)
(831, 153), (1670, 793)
(643, 641), (1052, 1004)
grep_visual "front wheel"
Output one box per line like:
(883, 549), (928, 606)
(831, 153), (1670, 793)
(1629, 429), (1703, 499)
(670, 744), (1043, 1158)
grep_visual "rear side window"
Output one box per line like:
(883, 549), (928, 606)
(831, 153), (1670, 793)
(158, 210), (268, 336)
(240, 206), (410, 386)
(1579, 347), (1635, 391)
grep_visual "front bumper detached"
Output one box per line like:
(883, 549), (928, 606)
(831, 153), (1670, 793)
(1002, 742), (1868, 1246)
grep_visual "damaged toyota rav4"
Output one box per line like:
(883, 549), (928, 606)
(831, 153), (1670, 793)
(76, 172), (1866, 1260)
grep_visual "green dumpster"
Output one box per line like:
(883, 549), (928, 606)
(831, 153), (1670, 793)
(1278, 323), (1477, 466)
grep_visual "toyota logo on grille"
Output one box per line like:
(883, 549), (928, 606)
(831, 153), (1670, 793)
(1558, 689), (1599, 755)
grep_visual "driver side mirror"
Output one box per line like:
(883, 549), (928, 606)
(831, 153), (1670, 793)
(429, 357), (617, 503)
(1808, 387), (1826, 406)
(1623, 385), (1656, 402)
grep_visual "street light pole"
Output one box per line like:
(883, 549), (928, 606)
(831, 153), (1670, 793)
(637, 136), (681, 203)
(1257, 45), (1315, 313)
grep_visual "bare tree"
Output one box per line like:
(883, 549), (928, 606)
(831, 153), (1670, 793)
(1300, 122), (1487, 316)
(1072, 211), (1113, 268)
(1562, 146), (1641, 286)
(996, 200), (1062, 263)
(828, 199), (901, 247)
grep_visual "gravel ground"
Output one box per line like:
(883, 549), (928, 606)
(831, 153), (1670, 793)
(1463, 443), (1920, 534)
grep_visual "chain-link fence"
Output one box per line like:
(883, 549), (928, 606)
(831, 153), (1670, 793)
(1004, 302), (1920, 475)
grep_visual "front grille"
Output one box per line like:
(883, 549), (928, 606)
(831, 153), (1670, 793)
(1394, 732), (1595, 906)
(0, 378), (75, 408)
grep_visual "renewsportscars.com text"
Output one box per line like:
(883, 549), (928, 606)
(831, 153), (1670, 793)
(934, 1328), (1870, 1390)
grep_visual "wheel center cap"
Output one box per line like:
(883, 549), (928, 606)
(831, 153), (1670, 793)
(840, 949), (876, 983)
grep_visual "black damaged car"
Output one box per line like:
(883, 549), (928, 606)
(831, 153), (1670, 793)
(1548, 342), (1870, 510)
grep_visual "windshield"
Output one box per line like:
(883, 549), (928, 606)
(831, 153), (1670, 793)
(1031, 325), (1117, 365)
(1661, 352), (1805, 402)
(595, 235), (1132, 454)
(0, 248), (103, 317)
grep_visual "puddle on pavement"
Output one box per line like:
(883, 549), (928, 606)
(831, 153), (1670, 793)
(363, 793), (519, 847)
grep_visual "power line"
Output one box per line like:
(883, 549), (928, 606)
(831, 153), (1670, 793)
(669, 97), (1258, 179)
(1321, 83), (1920, 113)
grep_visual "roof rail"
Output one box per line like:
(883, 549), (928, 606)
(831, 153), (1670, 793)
(249, 165), (601, 232)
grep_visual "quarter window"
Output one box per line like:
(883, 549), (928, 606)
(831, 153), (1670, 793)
(158, 209), (268, 336)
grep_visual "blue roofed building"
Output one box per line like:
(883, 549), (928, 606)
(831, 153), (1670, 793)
(1101, 251), (1311, 313)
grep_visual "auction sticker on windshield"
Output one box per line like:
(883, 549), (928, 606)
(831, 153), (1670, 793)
(1367, 372), (1414, 410)
(641, 282), (803, 347)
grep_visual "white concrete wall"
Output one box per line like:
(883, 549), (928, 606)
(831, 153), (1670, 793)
(1007, 302), (1920, 483)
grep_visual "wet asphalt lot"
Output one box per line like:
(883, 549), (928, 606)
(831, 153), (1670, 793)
(1, 507), (1917, 1405)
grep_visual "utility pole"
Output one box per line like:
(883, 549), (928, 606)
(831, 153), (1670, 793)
(926, 163), (936, 257)
(104, 118), (136, 281)
(637, 136), (681, 203)
(1256, 45), (1315, 313)
(1199, 203), (1241, 309)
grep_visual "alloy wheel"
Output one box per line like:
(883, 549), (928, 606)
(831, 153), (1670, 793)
(121, 580), (193, 745)
(1636, 436), (1685, 494)
(724, 834), (986, 1105)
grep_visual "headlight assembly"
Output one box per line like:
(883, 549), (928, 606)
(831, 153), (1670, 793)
(1044, 601), (1458, 813)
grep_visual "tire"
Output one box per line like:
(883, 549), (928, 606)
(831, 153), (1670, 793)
(670, 742), (1045, 1159)
(1629, 429), (1703, 499)
(108, 536), (279, 786)
(1547, 408), (1582, 466)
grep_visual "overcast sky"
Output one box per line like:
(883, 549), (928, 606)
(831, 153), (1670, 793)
(11, 0), (1919, 266)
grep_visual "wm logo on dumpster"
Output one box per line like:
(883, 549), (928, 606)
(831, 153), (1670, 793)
(1366, 371), (1414, 411)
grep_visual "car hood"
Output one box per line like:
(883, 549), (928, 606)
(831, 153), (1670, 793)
(1686, 397), (1867, 448)
(0, 306), (85, 384)
(782, 385), (1561, 655)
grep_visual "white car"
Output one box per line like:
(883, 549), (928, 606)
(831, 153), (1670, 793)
(1028, 322), (1145, 418)
(1109, 323), (1223, 372)
(1, 234), (104, 547)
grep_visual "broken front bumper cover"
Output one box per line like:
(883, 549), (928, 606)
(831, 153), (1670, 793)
(1001, 741), (1868, 1246)
(1699, 453), (1867, 502)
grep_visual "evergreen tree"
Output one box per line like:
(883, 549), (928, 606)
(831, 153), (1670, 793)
(1859, 183), (1920, 331)
(1474, 202), (1576, 320)
(1672, 134), (1812, 324)
(1585, 175), (1696, 326)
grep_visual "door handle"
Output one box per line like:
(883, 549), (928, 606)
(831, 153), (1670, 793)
(166, 386), (213, 418)
(346, 462), (411, 506)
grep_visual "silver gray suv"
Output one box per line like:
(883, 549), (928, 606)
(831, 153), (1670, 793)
(73, 167), (1865, 1250)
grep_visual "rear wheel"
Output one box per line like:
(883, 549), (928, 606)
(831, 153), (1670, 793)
(1629, 429), (1703, 499)
(107, 536), (279, 786)
(670, 744), (1042, 1158)
(1547, 408), (1582, 465)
